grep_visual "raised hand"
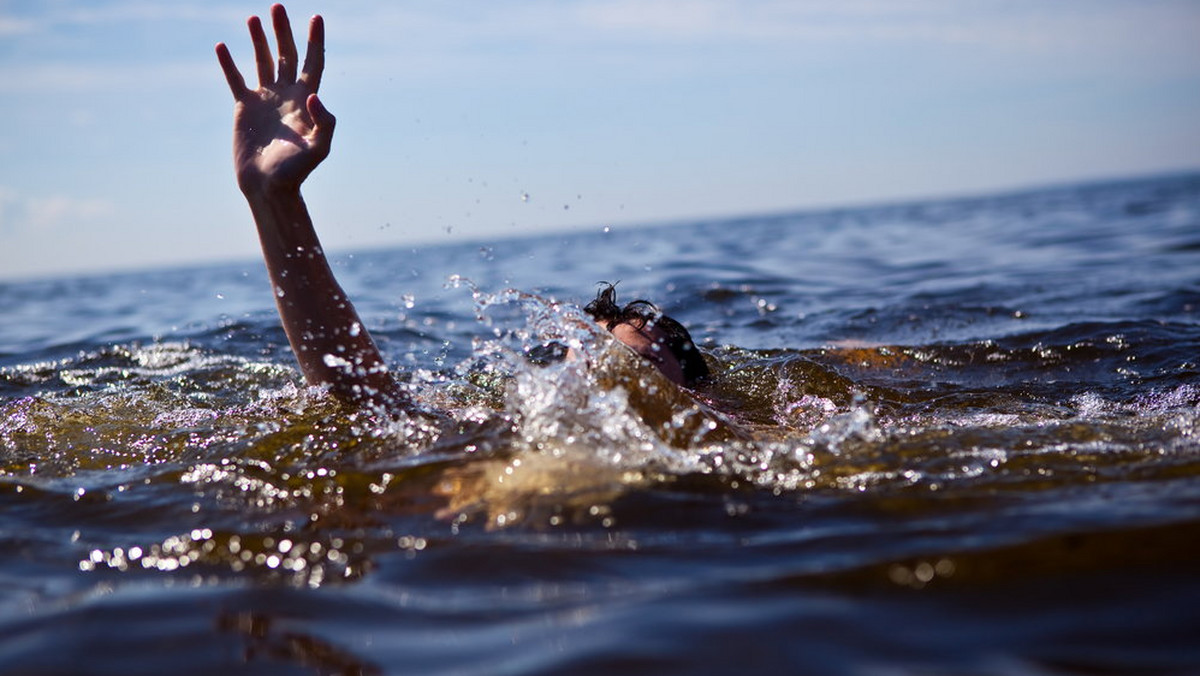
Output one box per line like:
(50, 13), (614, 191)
(214, 6), (405, 410)
(216, 4), (332, 195)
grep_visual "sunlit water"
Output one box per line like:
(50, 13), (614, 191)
(2, 173), (1199, 675)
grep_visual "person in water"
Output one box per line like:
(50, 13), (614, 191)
(215, 4), (708, 410)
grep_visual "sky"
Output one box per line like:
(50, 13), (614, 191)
(2, 0), (1199, 281)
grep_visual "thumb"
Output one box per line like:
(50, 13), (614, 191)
(307, 93), (336, 153)
(307, 94), (336, 132)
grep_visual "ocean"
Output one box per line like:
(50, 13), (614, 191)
(2, 172), (1199, 675)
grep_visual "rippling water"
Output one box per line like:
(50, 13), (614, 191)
(2, 173), (1199, 675)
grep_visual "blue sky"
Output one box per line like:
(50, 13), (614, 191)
(2, 0), (1199, 281)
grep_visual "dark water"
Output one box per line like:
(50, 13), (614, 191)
(2, 173), (1199, 675)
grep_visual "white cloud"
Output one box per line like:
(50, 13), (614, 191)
(324, 0), (1170, 46)
(571, 0), (1200, 59)
(310, 0), (1200, 83)
(0, 187), (115, 232)
(9, 1), (244, 29)
(0, 61), (211, 93)
(0, 14), (35, 35)
(4, 0), (1197, 94)
(575, 0), (733, 38)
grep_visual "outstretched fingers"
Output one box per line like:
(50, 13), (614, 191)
(215, 42), (248, 100)
(248, 15), (274, 88)
(216, 7), (321, 100)
(298, 14), (325, 91)
(271, 4), (299, 84)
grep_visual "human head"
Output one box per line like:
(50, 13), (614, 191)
(583, 283), (710, 386)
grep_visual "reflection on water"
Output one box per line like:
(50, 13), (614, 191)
(1, 173), (1199, 675)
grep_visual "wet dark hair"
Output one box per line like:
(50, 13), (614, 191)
(583, 282), (710, 385)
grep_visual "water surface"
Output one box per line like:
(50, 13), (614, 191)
(2, 173), (1199, 675)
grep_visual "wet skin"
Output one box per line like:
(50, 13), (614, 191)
(605, 320), (686, 385)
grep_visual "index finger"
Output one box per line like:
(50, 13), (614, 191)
(215, 42), (249, 100)
(298, 14), (325, 91)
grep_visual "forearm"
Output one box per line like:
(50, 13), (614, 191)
(245, 186), (403, 408)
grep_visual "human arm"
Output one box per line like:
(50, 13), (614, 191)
(216, 5), (403, 409)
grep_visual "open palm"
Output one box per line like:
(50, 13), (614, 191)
(216, 4), (332, 194)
